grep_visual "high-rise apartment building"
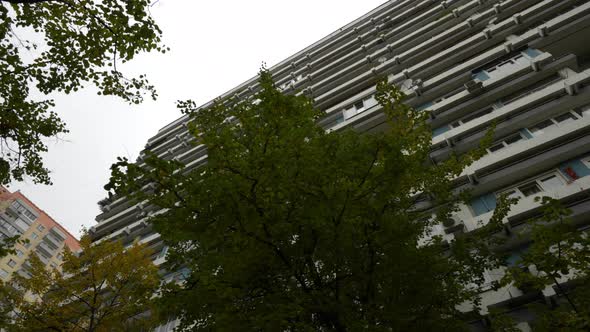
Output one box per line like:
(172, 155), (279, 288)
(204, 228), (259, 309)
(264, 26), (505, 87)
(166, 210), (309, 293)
(0, 186), (80, 282)
(91, 0), (590, 329)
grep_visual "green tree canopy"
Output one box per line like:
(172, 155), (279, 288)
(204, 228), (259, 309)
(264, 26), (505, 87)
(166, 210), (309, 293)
(0, 234), (160, 331)
(0, 235), (17, 258)
(501, 196), (590, 330)
(0, 0), (166, 184)
(107, 71), (504, 331)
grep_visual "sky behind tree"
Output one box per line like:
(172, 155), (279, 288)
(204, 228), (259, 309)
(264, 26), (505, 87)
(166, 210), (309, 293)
(9, 0), (387, 237)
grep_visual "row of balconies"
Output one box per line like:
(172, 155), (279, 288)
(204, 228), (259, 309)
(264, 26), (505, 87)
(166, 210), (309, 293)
(147, 0), (503, 146)
(147, 0), (422, 143)
(142, 0), (580, 163)
(318, 6), (586, 137)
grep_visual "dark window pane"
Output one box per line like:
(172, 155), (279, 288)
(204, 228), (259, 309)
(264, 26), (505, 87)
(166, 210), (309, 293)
(489, 143), (505, 152)
(505, 134), (523, 145)
(518, 183), (542, 197)
(529, 119), (554, 133)
(554, 112), (576, 123)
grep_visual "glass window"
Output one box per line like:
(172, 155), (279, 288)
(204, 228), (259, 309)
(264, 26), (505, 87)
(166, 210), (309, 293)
(523, 48), (542, 58)
(30, 232), (38, 240)
(473, 71), (490, 82)
(23, 241), (31, 249)
(518, 182), (542, 197)
(36, 224), (45, 232)
(504, 190), (520, 199)
(433, 125), (451, 137)
(540, 174), (565, 191)
(416, 102), (434, 111)
(7, 259), (16, 268)
(488, 143), (505, 152)
(353, 100), (364, 111)
(529, 119), (555, 135)
(554, 112), (577, 124)
(0, 268), (8, 279)
(15, 249), (24, 257)
(23, 210), (37, 221)
(504, 134), (523, 145)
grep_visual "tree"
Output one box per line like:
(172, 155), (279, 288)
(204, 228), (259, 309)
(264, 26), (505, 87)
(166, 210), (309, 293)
(106, 71), (506, 331)
(501, 196), (590, 330)
(0, 0), (166, 185)
(0, 235), (18, 258)
(0, 236), (19, 326)
(0, 234), (160, 331)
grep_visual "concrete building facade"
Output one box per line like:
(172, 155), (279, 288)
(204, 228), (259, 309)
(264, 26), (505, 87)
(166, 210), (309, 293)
(91, 0), (590, 330)
(0, 186), (80, 282)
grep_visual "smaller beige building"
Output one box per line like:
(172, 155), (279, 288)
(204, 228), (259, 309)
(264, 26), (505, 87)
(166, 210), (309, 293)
(0, 186), (80, 282)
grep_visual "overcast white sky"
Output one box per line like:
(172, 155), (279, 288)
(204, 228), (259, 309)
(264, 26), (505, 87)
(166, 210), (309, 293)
(9, 0), (386, 237)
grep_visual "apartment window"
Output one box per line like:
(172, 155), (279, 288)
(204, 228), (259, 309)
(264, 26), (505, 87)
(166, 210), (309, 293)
(43, 238), (59, 251)
(0, 268), (8, 279)
(528, 111), (582, 136)
(50, 262), (58, 269)
(433, 125), (451, 137)
(540, 174), (565, 191)
(23, 241), (31, 249)
(472, 49), (540, 83)
(0, 220), (19, 235)
(23, 210), (37, 221)
(12, 201), (37, 221)
(353, 100), (364, 111)
(518, 182), (542, 197)
(505, 134), (523, 145)
(416, 101), (434, 111)
(497, 172), (566, 200)
(487, 133), (526, 154)
(528, 119), (555, 135)
(7, 259), (16, 268)
(470, 193), (497, 216)
(30, 232), (38, 240)
(502, 190), (520, 200)
(554, 112), (577, 124)
(488, 142), (505, 152)
(522, 48), (542, 58)
(486, 54), (524, 74)
(36, 224), (45, 232)
(15, 249), (24, 257)
(472, 71), (490, 82)
(343, 95), (378, 120)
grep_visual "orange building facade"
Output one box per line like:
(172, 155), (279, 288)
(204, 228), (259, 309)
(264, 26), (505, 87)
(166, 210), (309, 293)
(0, 186), (80, 282)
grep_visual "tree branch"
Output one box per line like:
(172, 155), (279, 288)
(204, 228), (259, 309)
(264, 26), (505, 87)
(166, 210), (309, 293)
(1, 0), (53, 3)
